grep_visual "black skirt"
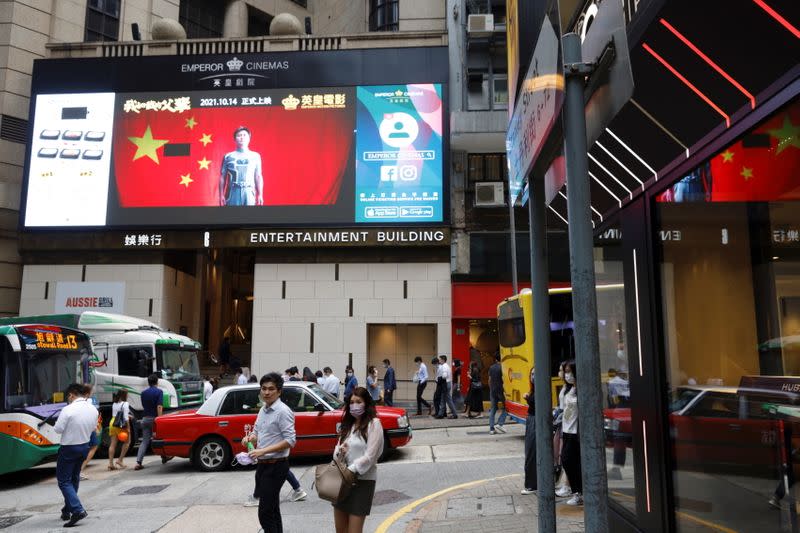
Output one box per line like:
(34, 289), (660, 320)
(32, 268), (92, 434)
(333, 479), (377, 516)
(467, 384), (483, 412)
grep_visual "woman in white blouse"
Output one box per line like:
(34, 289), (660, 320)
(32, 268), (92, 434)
(333, 386), (384, 533)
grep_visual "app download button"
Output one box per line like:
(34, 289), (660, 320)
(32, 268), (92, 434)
(399, 206), (434, 217)
(364, 207), (398, 218)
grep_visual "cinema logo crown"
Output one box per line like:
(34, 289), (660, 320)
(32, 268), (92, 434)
(282, 94), (300, 110)
(227, 57), (244, 72)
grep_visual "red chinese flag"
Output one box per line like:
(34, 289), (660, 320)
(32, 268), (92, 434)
(113, 105), (353, 207)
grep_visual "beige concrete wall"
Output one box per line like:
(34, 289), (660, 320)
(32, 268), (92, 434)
(400, 0), (446, 32)
(312, 0), (366, 35)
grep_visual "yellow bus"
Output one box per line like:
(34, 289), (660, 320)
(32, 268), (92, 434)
(497, 285), (624, 423)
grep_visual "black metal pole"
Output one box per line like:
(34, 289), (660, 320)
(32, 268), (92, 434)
(562, 31), (609, 532)
(529, 173), (555, 532)
(509, 190), (519, 295)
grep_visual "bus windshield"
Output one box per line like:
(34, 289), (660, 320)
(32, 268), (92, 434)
(159, 348), (201, 381)
(5, 351), (84, 410)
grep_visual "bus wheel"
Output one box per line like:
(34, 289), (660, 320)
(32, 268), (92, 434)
(193, 437), (230, 472)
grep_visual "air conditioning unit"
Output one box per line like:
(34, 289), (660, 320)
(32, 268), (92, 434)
(467, 14), (494, 36)
(474, 182), (505, 207)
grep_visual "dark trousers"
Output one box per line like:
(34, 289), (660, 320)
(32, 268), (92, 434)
(57, 443), (89, 515)
(384, 390), (394, 407)
(561, 432), (582, 494)
(256, 460), (290, 532)
(254, 467), (299, 498)
(524, 415), (537, 490)
(416, 382), (430, 413)
(433, 380), (445, 416)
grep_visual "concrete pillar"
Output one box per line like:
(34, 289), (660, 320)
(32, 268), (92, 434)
(223, 0), (248, 38)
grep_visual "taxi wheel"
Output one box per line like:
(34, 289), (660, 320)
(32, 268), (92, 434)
(193, 436), (231, 472)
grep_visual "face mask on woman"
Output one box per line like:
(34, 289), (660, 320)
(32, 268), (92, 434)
(350, 404), (365, 417)
(564, 372), (575, 385)
(346, 372), (353, 377)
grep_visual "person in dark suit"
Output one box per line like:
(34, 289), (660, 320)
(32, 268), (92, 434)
(382, 359), (396, 407)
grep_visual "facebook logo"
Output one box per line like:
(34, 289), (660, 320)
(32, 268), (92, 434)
(380, 166), (398, 181)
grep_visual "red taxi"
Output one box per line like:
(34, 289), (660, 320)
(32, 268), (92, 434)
(604, 377), (800, 476)
(152, 381), (412, 472)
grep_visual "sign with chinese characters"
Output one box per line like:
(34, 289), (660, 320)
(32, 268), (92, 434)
(772, 228), (800, 244)
(55, 282), (126, 314)
(16, 325), (81, 351)
(124, 233), (163, 247)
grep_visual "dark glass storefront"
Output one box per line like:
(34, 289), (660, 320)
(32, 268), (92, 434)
(599, 88), (800, 532)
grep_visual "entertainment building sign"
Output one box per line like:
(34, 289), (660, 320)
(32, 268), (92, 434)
(20, 47), (449, 234)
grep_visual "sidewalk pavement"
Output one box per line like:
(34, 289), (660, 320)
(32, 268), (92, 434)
(401, 474), (585, 533)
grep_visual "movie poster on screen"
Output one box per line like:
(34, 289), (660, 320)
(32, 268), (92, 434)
(354, 84), (444, 223)
(111, 88), (355, 209)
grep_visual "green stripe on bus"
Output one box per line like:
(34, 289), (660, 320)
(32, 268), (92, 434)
(0, 433), (60, 475)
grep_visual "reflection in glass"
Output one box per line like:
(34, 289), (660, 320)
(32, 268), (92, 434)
(595, 230), (638, 515)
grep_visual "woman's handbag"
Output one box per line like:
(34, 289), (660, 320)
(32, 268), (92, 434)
(314, 452), (357, 504)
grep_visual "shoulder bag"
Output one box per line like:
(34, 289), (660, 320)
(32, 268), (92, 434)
(112, 402), (127, 428)
(314, 450), (357, 504)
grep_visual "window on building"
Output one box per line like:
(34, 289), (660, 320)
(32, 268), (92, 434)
(369, 0), (399, 32)
(180, 0), (226, 39)
(468, 153), (507, 182)
(84, 0), (120, 42)
(467, 67), (508, 111)
(248, 5), (273, 37)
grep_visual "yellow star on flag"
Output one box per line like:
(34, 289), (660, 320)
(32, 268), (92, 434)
(128, 125), (169, 163)
(179, 173), (193, 187)
(721, 150), (734, 163)
(768, 115), (800, 155)
(740, 167), (754, 180)
(185, 117), (198, 130)
(199, 133), (213, 147)
(197, 157), (211, 170)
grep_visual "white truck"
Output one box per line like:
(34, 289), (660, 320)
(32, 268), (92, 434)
(0, 312), (204, 414)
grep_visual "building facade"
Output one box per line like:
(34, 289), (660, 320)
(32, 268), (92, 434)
(8, 0), (452, 402)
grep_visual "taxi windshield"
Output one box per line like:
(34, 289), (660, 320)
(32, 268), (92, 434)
(307, 383), (344, 409)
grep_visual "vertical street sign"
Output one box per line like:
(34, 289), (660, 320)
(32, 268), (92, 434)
(506, 17), (564, 205)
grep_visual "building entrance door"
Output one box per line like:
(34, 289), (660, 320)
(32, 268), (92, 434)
(367, 324), (437, 403)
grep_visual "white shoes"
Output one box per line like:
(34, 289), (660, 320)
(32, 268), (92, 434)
(566, 493), (584, 506)
(495, 425), (507, 434)
(291, 488), (308, 502)
(520, 488), (536, 495)
(244, 495), (259, 507)
(489, 429), (496, 435)
(555, 486), (573, 498)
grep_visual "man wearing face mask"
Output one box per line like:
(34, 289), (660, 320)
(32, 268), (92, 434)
(343, 365), (358, 402)
(413, 356), (431, 416)
(382, 359), (396, 407)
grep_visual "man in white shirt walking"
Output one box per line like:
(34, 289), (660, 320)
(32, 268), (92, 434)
(413, 356), (431, 416)
(54, 383), (99, 528)
(322, 367), (340, 398)
(438, 355), (458, 419)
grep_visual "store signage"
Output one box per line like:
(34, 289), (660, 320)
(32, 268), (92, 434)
(123, 233), (164, 247)
(55, 282), (126, 314)
(506, 16), (563, 203)
(245, 228), (450, 247)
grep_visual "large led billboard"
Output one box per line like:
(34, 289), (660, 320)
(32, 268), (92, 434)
(21, 48), (448, 229)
